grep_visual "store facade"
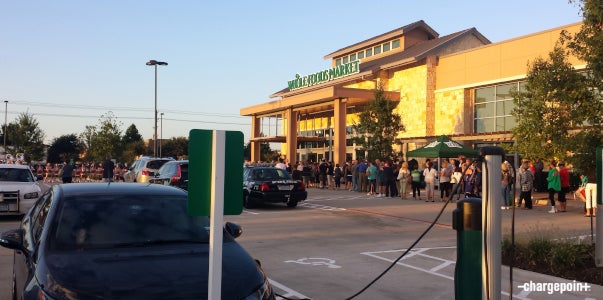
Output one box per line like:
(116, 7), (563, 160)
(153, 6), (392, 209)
(240, 20), (583, 164)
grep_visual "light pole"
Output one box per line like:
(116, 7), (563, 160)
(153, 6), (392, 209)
(146, 59), (168, 157)
(160, 112), (164, 157)
(3, 100), (7, 154)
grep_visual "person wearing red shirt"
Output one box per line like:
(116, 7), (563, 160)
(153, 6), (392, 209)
(558, 162), (570, 212)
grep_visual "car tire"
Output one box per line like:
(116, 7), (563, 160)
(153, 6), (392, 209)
(243, 193), (256, 209)
(286, 198), (298, 208)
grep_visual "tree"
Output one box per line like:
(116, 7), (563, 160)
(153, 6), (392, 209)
(243, 138), (272, 162)
(80, 112), (123, 162)
(120, 124), (146, 163)
(351, 83), (405, 161)
(511, 46), (602, 175)
(161, 137), (188, 159)
(47, 134), (82, 163)
(8, 111), (45, 162)
(558, 0), (603, 175)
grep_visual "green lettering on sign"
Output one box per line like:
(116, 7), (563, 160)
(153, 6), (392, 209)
(287, 60), (360, 91)
(188, 129), (243, 216)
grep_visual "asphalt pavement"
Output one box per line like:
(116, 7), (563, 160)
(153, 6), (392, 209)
(293, 186), (603, 300)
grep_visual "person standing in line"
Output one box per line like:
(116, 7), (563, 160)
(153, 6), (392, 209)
(327, 161), (335, 189)
(334, 163), (342, 190)
(318, 159), (328, 189)
(410, 164), (422, 200)
(546, 161), (561, 213)
(366, 161), (378, 196)
(439, 160), (452, 201)
(102, 156), (115, 182)
(423, 161), (438, 202)
(345, 161), (353, 191)
(517, 162), (534, 209)
(61, 161), (74, 184)
(450, 165), (463, 201)
(382, 161), (395, 197)
(558, 162), (570, 212)
(351, 160), (359, 192)
(397, 162), (410, 199)
(501, 162), (512, 209)
(584, 175), (597, 217)
(357, 160), (368, 193)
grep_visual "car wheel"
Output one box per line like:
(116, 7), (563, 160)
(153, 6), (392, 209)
(243, 193), (256, 209)
(286, 198), (298, 208)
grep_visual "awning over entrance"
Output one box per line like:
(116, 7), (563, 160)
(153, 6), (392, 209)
(240, 86), (400, 117)
(250, 135), (326, 143)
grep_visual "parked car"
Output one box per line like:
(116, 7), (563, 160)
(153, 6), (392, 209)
(123, 157), (174, 183)
(243, 166), (307, 208)
(0, 164), (42, 216)
(0, 183), (275, 300)
(149, 160), (189, 190)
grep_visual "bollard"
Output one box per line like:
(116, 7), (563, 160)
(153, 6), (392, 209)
(453, 198), (482, 300)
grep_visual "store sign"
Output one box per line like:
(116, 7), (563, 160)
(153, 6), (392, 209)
(287, 60), (360, 91)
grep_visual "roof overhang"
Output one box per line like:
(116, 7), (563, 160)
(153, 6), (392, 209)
(241, 86), (400, 117)
(250, 135), (327, 143)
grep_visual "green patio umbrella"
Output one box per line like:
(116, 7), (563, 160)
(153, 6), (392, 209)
(406, 135), (478, 158)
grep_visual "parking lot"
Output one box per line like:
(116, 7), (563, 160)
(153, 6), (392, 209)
(1, 185), (601, 299)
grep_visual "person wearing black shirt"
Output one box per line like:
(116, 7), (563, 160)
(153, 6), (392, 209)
(102, 156), (115, 182)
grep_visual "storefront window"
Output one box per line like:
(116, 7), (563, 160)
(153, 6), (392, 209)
(365, 48), (372, 57)
(474, 83), (522, 133)
(357, 51), (364, 59)
(335, 58), (341, 66)
(350, 53), (357, 61)
(343, 56), (349, 64)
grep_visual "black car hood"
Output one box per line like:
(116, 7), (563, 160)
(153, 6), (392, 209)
(39, 242), (264, 300)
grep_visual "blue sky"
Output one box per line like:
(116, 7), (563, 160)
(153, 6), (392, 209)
(0, 1), (583, 144)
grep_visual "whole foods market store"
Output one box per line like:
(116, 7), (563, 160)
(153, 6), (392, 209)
(240, 20), (582, 165)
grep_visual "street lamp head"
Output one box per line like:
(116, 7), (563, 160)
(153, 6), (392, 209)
(146, 60), (168, 66)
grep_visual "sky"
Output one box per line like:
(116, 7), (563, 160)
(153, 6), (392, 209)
(0, 1), (584, 145)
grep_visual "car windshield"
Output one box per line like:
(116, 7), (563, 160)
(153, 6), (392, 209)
(51, 194), (210, 250)
(0, 168), (34, 182)
(251, 168), (291, 180)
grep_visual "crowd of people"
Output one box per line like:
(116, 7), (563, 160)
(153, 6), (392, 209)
(263, 156), (596, 217)
(31, 156), (122, 184)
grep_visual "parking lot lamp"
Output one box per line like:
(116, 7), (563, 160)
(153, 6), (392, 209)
(146, 60), (168, 156)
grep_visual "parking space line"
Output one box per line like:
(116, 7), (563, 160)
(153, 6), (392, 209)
(269, 278), (311, 300)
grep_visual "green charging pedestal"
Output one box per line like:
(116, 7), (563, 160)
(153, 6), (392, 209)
(453, 198), (482, 300)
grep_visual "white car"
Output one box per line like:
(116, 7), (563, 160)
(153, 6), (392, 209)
(0, 164), (42, 215)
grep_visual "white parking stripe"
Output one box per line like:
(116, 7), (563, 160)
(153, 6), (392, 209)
(269, 278), (311, 300)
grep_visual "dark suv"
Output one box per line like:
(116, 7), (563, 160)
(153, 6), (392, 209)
(149, 160), (188, 190)
(243, 166), (307, 208)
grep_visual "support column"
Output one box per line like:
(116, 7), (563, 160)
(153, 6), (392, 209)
(285, 108), (298, 164)
(250, 116), (261, 162)
(333, 98), (347, 165)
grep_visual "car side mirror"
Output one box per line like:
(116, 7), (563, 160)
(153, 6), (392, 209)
(0, 229), (28, 254)
(224, 222), (242, 239)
